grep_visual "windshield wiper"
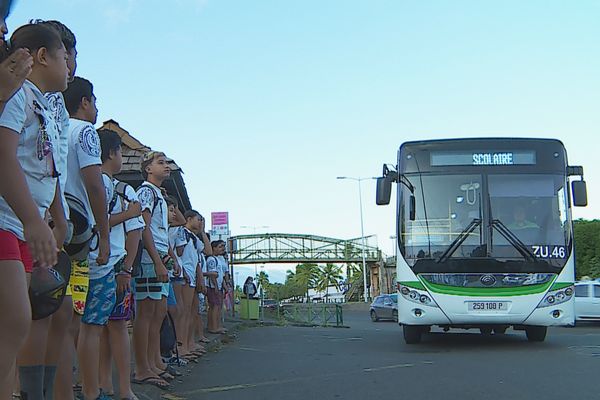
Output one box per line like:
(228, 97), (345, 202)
(437, 218), (482, 263)
(490, 219), (537, 262)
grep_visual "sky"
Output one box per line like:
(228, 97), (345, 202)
(9, 0), (600, 283)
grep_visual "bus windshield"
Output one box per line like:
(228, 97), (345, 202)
(400, 174), (484, 260)
(399, 173), (570, 271)
(488, 174), (569, 259)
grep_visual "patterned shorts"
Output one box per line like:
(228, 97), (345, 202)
(82, 271), (116, 326)
(68, 259), (90, 315)
(110, 284), (134, 321)
(134, 252), (172, 301)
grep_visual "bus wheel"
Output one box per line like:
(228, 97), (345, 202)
(525, 326), (547, 342)
(480, 327), (492, 335)
(403, 325), (422, 344)
(493, 327), (507, 335)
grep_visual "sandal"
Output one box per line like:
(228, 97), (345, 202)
(131, 376), (170, 390)
(164, 365), (182, 377)
(158, 371), (174, 381)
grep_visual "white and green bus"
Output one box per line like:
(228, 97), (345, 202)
(376, 138), (588, 343)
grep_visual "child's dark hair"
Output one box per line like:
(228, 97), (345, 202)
(166, 195), (178, 209)
(98, 129), (122, 163)
(184, 209), (200, 220)
(63, 76), (93, 116)
(211, 240), (225, 248)
(8, 23), (63, 58)
(31, 19), (76, 52)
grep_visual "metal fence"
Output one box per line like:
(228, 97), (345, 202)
(277, 303), (344, 327)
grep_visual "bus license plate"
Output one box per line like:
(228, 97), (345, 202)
(467, 301), (509, 312)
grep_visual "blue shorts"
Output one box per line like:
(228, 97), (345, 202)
(134, 262), (169, 301)
(167, 283), (177, 306)
(82, 271), (116, 326)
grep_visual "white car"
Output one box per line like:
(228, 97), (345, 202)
(574, 281), (600, 321)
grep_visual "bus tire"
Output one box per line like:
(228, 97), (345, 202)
(525, 326), (547, 342)
(480, 327), (492, 335)
(403, 325), (422, 344)
(493, 327), (507, 335)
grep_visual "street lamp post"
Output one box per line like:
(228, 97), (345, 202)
(337, 176), (375, 303)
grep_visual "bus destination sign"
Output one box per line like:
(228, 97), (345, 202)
(430, 150), (536, 167)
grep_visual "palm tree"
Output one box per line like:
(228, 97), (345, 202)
(294, 263), (319, 302)
(255, 271), (270, 295)
(316, 264), (343, 302)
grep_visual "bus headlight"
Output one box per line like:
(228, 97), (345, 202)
(399, 284), (438, 308)
(537, 285), (574, 308)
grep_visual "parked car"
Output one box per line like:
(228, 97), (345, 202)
(370, 294), (398, 322)
(575, 281), (600, 321)
(261, 299), (278, 310)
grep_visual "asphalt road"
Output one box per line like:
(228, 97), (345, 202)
(166, 309), (600, 400)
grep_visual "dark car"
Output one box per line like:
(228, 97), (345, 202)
(261, 299), (278, 310)
(370, 294), (398, 322)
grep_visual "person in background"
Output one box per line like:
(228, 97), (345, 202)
(243, 277), (257, 299)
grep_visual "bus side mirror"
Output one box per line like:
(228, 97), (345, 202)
(572, 180), (588, 207)
(376, 177), (392, 205)
(410, 195), (416, 221)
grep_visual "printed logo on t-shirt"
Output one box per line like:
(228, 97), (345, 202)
(78, 126), (101, 157)
(46, 94), (62, 123)
(137, 186), (155, 210)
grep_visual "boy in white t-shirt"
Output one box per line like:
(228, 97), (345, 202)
(133, 151), (179, 388)
(63, 76), (111, 400)
(175, 210), (210, 359)
(96, 129), (143, 400)
(0, 24), (69, 400)
(35, 19), (79, 400)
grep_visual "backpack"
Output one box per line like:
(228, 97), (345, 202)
(64, 193), (95, 261)
(105, 176), (144, 276)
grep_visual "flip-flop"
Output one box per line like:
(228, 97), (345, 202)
(158, 371), (174, 382)
(131, 376), (170, 390)
(164, 365), (182, 377)
(199, 337), (210, 343)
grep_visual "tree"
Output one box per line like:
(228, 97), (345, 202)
(574, 219), (600, 279)
(292, 263), (319, 302)
(316, 264), (343, 302)
(255, 271), (270, 295)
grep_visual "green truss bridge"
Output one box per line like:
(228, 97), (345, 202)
(229, 233), (381, 265)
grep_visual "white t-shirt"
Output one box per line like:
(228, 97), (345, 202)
(168, 226), (183, 278)
(176, 227), (205, 282)
(205, 255), (221, 289)
(218, 255), (229, 287)
(65, 118), (102, 226)
(45, 92), (70, 220)
(137, 181), (169, 262)
(0, 80), (59, 240)
(89, 176), (145, 279)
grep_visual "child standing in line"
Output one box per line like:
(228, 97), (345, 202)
(96, 129), (144, 400)
(0, 23), (69, 400)
(133, 151), (175, 389)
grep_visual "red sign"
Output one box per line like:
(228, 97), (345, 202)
(211, 212), (229, 227)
